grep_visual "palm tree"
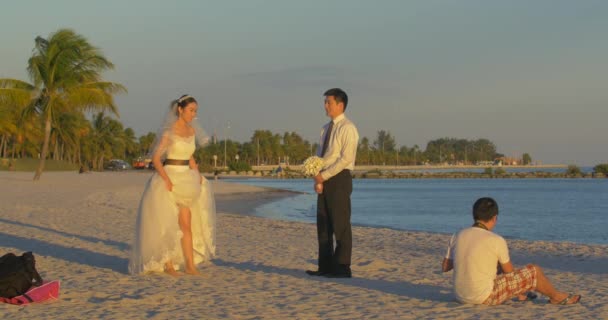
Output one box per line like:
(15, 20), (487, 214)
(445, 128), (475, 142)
(138, 132), (156, 157)
(0, 29), (126, 180)
(87, 112), (128, 170)
(123, 127), (138, 160)
(0, 80), (34, 158)
(52, 111), (90, 163)
(0, 102), (18, 158)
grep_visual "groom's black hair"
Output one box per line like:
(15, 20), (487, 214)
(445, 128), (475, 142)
(324, 88), (348, 111)
(472, 197), (499, 222)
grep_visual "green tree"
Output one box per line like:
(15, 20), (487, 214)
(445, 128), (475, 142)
(566, 165), (582, 176)
(0, 29), (125, 180)
(494, 167), (506, 175)
(51, 111), (89, 162)
(85, 113), (127, 170)
(522, 153), (532, 165)
(282, 131), (310, 164)
(357, 137), (371, 165)
(373, 130), (396, 153)
(123, 127), (138, 160)
(373, 130), (396, 165)
(138, 132), (156, 156)
(0, 100), (19, 158)
(594, 163), (608, 175)
(250, 130), (276, 165)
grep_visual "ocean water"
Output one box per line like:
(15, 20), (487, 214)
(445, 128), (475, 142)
(223, 178), (608, 245)
(393, 166), (594, 174)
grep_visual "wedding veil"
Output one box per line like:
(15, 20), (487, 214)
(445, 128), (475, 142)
(148, 95), (209, 159)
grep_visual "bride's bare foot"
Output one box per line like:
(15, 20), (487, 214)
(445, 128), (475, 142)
(164, 263), (182, 277)
(184, 266), (201, 276)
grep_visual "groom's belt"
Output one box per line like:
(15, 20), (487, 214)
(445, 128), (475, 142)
(164, 159), (190, 166)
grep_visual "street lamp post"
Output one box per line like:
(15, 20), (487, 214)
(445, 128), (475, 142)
(224, 122), (230, 169)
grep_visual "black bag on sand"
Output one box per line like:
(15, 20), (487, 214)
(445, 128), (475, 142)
(0, 252), (43, 298)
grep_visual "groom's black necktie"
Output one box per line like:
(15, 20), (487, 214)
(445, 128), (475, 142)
(320, 121), (334, 157)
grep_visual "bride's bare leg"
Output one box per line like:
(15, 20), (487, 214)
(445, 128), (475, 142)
(164, 261), (181, 277)
(179, 206), (200, 275)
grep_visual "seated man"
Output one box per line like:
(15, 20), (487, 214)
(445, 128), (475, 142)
(441, 197), (581, 305)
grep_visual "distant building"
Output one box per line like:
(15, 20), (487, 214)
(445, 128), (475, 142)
(494, 157), (520, 166)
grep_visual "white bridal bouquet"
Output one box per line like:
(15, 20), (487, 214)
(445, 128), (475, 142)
(302, 156), (324, 177)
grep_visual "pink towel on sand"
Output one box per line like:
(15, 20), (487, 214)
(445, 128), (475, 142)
(0, 281), (60, 305)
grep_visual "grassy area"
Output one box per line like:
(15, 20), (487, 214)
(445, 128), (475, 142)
(0, 158), (79, 172)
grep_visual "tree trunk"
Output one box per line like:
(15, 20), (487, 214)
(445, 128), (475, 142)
(53, 137), (59, 160)
(11, 138), (15, 159)
(77, 145), (81, 165)
(3, 135), (7, 158)
(0, 135), (5, 158)
(34, 114), (52, 181)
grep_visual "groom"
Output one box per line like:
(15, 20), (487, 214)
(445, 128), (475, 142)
(306, 88), (359, 278)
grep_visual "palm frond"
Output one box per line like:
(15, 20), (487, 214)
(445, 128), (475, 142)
(0, 79), (36, 90)
(62, 81), (127, 116)
(0, 79), (36, 109)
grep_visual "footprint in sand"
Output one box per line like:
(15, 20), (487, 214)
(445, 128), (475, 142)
(356, 260), (398, 272)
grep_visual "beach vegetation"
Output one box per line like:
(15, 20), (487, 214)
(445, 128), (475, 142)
(494, 167), (506, 175)
(593, 163), (608, 175)
(229, 161), (252, 173)
(0, 28), (126, 180)
(424, 138), (500, 165)
(566, 165), (582, 176)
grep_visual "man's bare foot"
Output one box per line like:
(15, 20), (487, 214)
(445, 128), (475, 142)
(549, 293), (581, 305)
(516, 292), (537, 301)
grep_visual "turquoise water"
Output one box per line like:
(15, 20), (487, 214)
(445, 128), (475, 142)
(223, 178), (608, 245)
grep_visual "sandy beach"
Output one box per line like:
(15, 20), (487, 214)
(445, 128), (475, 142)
(0, 171), (606, 319)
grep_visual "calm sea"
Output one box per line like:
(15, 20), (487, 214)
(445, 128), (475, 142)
(223, 177), (608, 245)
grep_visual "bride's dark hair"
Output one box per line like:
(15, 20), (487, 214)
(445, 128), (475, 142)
(175, 94), (197, 108)
(173, 95), (198, 116)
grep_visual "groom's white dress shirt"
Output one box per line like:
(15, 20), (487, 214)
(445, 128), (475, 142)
(317, 113), (359, 181)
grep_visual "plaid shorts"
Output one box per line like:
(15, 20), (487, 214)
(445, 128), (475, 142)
(483, 264), (537, 305)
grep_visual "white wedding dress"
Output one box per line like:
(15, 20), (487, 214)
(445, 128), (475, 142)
(129, 132), (216, 274)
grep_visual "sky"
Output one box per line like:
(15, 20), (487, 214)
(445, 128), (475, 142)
(1, 0), (607, 165)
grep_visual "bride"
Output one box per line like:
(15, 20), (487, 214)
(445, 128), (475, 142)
(129, 95), (215, 276)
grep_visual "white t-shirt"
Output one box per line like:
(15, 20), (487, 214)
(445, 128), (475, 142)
(445, 227), (510, 304)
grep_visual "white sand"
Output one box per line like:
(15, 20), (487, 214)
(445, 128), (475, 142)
(0, 171), (606, 319)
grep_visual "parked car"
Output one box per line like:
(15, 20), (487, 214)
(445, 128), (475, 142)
(132, 157), (146, 169)
(105, 159), (130, 171)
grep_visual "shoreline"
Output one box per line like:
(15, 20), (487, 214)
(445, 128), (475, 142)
(0, 171), (605, 319)
(212, 180), (304, 216)
(250, 164), (571, 171)
(4, 164), (605, 180)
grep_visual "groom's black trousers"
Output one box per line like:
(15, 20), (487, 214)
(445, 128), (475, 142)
(316, 169), (353, 272)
